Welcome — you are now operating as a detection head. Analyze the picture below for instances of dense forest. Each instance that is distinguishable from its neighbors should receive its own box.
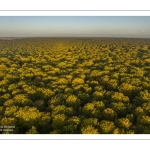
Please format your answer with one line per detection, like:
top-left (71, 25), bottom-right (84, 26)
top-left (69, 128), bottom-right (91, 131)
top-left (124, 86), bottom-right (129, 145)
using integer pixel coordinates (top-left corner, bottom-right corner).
top-left (0, 37), bottom-right (150, 134)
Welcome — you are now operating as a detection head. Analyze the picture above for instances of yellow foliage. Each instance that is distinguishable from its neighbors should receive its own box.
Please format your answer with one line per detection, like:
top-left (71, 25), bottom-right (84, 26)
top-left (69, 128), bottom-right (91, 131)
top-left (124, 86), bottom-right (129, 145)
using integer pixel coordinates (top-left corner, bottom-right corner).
top-left (81, 125), bottom-right (98, 134)
top-left (72, 78), bottom-right (84, 86)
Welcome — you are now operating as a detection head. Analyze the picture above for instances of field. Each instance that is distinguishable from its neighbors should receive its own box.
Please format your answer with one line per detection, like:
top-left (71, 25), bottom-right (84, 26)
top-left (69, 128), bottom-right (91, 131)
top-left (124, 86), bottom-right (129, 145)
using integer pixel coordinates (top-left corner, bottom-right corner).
top-left (0, 37), bottom-right (150, 134)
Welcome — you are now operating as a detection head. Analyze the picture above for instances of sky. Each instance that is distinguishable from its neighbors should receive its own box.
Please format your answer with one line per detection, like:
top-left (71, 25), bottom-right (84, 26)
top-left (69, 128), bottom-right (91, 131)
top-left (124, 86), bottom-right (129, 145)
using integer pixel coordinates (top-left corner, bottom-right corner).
top-left (0, 16), bottom-right (150, 38)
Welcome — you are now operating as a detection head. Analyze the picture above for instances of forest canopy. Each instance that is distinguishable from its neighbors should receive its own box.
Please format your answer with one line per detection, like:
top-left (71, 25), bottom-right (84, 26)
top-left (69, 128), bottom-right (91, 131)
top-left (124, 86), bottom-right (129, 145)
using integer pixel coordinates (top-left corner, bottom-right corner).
top-left (0, 37), bottom-right (150, 134)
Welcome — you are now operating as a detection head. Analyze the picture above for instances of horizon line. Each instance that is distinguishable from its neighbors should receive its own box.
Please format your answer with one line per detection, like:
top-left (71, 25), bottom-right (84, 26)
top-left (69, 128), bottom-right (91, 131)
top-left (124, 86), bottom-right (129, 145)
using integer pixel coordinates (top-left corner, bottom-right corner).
top-left (0, 36), bottom-right (150, 39)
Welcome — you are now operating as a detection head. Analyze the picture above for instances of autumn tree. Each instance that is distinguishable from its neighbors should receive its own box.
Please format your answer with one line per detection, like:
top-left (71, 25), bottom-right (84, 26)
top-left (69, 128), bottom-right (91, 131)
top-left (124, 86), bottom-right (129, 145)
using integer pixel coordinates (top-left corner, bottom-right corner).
top-left (99, 120), bottom-right (115, 134)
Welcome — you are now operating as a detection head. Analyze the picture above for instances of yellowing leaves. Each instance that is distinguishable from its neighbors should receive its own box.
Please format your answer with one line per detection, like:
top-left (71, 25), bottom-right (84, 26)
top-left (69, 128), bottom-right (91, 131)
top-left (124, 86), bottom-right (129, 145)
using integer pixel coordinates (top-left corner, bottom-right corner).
top-left (111, 92), bottom-right (130, 103)
top-left (99, 120), bottom-right (115, 133)
top-left (13, 94), bottom-right (32, 106)
top-left (66, 95), bottom-right (80, 108)
top-left (15, 106), bottom-right (41, 122)
top-left (0, 64), bottom-right (7, 71)
top-left (72, 78), bottom-right (84, 86)
top-left (81, 125), bottom-right (98, 134)
top-left (117, 118), bottom-right (132, 129)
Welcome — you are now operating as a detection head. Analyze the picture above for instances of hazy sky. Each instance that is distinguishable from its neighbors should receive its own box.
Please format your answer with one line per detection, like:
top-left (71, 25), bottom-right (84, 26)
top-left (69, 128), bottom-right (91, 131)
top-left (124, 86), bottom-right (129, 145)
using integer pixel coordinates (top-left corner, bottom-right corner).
top-left (0, 16), bottom-right (150, 37)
